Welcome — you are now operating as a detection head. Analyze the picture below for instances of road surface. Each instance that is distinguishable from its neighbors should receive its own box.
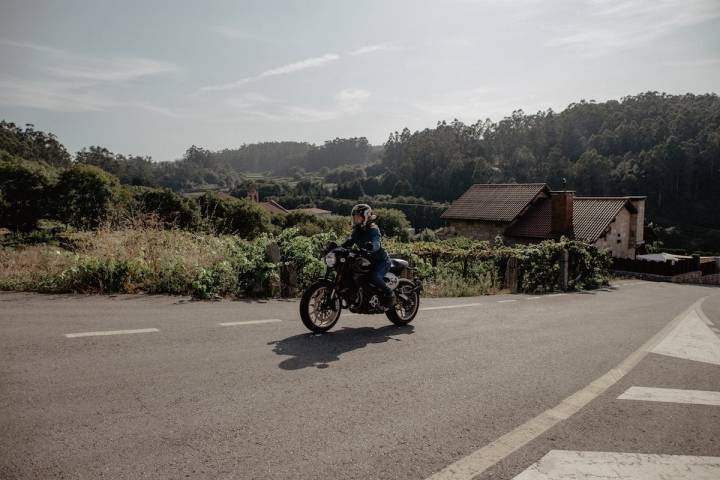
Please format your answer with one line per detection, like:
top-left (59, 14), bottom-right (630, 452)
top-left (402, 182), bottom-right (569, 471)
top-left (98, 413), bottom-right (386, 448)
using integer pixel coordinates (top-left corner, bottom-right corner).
top-left (1, 280), bottom-right (719, 479)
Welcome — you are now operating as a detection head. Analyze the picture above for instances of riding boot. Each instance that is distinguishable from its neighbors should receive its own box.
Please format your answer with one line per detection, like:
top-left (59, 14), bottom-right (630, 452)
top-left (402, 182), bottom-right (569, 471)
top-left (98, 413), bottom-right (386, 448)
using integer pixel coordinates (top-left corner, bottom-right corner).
top-left (381, 292), bottom-right (396, 309)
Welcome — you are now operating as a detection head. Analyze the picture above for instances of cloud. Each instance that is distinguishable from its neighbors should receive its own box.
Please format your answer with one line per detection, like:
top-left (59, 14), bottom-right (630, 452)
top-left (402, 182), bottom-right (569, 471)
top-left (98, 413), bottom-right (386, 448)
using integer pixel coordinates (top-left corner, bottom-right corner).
top-left (222, 88), bottom-right (371, 122)
top-left (261, 53), bottom-right (340, 76)
top-left (0, 39), bottom-right (180, 82)
top-left (200, 53), bottom-right (341, 92)
top-left (335, 88), bottom-right (371, 114)
top-left (410, 87), bottom-right (547, 121)
top-left (663, 57), bottom-right (720, 68)
top-left (349, 43), bottom-right (399, 56)
top-left (546, 0), bottom-right (720, 56)
top-left (213, 26), bottom-right (254, 39)
top-left (0, 76), bottom-right (187, 117)
top-left (0, 77), bottom-right (118, 112)
top-left (0, 40), bottom-right (182, 114)
top-left (48, 57), bottom-right (179, 82)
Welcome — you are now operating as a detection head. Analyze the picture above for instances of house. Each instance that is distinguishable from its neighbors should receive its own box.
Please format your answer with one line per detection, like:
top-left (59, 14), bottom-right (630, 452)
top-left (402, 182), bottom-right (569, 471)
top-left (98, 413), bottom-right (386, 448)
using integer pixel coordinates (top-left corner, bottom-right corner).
top-left (246, 187), bottom-right (289, 215)
top-left (441, 183), bottom-right (646, 258)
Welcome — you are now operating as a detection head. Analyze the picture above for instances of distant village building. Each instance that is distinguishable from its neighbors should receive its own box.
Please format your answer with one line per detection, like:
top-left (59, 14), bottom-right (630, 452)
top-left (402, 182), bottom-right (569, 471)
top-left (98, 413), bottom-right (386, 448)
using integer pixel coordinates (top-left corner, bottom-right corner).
top-left (246, 186), bottom-right (289, 215)
top-left (246, 186), bottom-right (333, 217)
top-left (441, 184), bottom-right (646, 258)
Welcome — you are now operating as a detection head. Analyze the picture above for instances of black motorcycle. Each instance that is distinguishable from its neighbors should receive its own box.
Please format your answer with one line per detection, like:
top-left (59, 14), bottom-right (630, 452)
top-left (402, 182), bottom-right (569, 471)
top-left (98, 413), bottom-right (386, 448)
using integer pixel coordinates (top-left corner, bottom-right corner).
top-left (299, 242), bottom-right (423, 333)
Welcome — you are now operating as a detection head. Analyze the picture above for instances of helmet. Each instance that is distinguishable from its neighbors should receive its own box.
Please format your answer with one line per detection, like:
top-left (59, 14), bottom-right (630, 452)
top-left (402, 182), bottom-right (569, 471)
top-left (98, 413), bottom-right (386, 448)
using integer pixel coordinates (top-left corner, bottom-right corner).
top-left (351, 203), bottom-right (375, 227)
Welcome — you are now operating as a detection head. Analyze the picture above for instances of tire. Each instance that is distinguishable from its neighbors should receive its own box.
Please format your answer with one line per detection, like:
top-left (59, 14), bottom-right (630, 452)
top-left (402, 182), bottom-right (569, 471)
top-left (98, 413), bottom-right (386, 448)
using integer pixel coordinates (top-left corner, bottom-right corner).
top-left (299, 280), bottom-right (342, 333)
top-left (386, 279), bottom-right (420, 326)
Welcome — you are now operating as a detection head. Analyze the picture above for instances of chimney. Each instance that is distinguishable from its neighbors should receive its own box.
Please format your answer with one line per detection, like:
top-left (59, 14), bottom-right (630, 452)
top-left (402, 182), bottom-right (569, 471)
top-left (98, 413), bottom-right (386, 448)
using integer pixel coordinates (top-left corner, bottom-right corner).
top-left (550, 191), bottom-right (574, 236)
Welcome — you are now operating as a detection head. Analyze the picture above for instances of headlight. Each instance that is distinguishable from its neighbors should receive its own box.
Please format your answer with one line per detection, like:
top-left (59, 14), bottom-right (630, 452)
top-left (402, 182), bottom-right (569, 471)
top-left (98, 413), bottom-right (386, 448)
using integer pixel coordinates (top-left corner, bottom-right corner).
top-left (324, 252), bottom-right (337, 267)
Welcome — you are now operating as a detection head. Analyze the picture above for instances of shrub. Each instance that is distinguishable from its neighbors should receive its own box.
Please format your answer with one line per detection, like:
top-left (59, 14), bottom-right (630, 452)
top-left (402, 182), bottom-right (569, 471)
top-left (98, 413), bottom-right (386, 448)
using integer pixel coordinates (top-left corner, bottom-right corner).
top-left (132, 187), bottom-right (200, 229)
top-left (54, 164), bottom-right (125, 229)
top-left (196, 192), bottom-right (273, 238)
top-left (374, 208), bottom-right (411, 241)
top-left (60, 257), bottom-right (148, 293)
top-left (191, 261), bottom-right (238, 299)
top-left (0, 153), bottom-right (55, 231)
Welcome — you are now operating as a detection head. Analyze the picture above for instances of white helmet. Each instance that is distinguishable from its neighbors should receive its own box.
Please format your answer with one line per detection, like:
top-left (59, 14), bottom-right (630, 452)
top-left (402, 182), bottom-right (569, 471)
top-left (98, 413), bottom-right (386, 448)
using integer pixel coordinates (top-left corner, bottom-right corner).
top-left (351, 203), bottom-right (375, 227)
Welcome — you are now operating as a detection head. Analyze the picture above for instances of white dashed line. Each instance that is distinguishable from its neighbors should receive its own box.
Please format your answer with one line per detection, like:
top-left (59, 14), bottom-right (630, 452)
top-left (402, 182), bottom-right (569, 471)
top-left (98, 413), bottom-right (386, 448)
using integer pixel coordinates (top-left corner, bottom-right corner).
top-left (219, 319), bottom-right (282, 327)
top-left (421, 303), bottom-right (483, 311)
top-left (64, 328), bottom-right (159, 338)
top-left (546, 293), bottom-right (567, 297)
top-left (511, 450), bottom-right (720, 479)
top-left (497, 299), bottom-right (517, 303)
top-left (526, 297), bottom-right (541, 301)
top-left (618, 386), bottom-right (720, 406)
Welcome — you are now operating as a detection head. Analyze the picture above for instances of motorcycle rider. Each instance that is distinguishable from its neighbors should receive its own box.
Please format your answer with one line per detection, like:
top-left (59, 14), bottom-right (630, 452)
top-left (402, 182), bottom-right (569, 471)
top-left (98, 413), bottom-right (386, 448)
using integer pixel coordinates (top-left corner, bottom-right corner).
top-left (342, 204), bottom-right (395, 309)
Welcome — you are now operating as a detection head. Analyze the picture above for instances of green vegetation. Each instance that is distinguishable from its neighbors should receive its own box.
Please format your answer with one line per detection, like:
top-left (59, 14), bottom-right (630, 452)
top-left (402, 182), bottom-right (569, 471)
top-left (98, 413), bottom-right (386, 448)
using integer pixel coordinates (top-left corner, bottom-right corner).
top-left (0, 92), bottom-right (716, 300)
top-left (0, 228), bottom-right (610, 298)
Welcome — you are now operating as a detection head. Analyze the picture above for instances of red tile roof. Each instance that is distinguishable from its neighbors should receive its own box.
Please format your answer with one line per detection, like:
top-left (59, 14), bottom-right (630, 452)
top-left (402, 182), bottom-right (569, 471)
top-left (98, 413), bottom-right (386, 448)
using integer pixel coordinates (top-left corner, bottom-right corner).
top-left (573, 198), bottom-right (635, 242)
top-left (505, 196), bottom-right (638, 242)
top-left (441, 184), bottom-right (548, 222)
top-left (259, 200), bottom-right (289, 215)
top-left (505, 198), bottom-right (553, 239)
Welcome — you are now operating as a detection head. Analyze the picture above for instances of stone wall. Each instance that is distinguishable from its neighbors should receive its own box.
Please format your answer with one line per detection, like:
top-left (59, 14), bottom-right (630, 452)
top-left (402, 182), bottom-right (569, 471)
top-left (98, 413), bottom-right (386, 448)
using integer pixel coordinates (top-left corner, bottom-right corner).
top-left (448, 220), bottom-right (507, 242)
top-left (594, 208), bottom-right (634, 258)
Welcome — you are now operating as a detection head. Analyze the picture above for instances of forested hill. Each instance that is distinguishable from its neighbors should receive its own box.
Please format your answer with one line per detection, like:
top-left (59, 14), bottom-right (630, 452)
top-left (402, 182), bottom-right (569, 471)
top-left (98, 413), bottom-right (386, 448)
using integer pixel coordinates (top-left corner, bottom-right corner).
top-left (211, 137), bottom-right (380, 175)
top-left (381, 92), bottom-right (720, 231)
top-left (1, 92), bottom-right (719, 250)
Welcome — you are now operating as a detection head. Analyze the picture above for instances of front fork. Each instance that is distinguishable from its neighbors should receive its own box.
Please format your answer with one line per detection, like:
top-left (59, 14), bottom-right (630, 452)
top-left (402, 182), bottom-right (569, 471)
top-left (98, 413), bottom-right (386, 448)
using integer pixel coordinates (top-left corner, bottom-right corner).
top-left (323, 268), bottom-right (340, 306)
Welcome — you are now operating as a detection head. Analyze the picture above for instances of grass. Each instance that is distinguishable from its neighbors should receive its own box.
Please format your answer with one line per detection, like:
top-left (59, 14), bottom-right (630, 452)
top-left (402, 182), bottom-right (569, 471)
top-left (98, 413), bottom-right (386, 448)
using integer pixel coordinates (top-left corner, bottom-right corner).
top-left (0, 226), bottom-right (503, 298)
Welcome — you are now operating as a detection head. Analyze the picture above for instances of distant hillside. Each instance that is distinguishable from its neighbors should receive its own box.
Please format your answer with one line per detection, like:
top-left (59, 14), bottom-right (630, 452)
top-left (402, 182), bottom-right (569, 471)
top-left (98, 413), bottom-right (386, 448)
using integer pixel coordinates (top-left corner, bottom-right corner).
top-left (211, 137), bottom-right (381, 175)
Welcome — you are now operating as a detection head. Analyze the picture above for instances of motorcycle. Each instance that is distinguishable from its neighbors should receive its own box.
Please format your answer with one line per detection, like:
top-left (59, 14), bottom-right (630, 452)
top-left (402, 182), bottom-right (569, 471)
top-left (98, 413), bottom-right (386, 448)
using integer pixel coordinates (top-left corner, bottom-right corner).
top-left (299, 242), bottom-right (423, 333)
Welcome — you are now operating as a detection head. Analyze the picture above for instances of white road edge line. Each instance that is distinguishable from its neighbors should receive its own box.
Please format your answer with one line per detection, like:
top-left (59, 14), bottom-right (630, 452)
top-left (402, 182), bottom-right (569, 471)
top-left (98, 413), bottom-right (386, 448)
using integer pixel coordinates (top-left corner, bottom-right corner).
top-left (424, 296), bottom-right (709, 480)
top-left (219, 319), bottom-right (282, 326)
top-left (546, 293), bottom-right (567, 297)
top-left (64, 328), bottom-right (159, 338)
top-left (526, 297), bottom-right (541, 301)
top-left (618, 386), bottom-right (720, 406)
top-left (421, 303), bottom-right (483, 311)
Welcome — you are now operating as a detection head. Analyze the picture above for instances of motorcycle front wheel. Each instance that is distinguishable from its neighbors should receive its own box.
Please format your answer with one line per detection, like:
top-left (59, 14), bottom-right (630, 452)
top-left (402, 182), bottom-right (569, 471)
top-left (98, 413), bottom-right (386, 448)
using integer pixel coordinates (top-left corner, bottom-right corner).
top-left (300, 281), bottom-right (342, 333)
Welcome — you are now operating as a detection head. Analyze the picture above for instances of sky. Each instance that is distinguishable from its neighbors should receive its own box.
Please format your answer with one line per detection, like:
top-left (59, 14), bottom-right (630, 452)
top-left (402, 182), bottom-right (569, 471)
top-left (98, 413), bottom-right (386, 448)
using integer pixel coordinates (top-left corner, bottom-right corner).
top-left (1, 0), bottom-right (719, 161)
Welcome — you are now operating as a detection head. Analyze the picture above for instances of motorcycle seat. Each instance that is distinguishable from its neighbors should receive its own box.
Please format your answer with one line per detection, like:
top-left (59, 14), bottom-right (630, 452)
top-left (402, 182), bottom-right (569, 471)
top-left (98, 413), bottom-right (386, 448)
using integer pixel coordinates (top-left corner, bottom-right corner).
top-left (390, 258), bottom-right (409, 271)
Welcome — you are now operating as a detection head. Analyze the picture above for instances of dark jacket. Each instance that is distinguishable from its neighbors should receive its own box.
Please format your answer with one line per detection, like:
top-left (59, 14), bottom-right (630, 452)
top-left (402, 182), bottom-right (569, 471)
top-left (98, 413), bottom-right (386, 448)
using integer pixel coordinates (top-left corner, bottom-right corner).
top-left (342, 223), bottom-right (390, 264)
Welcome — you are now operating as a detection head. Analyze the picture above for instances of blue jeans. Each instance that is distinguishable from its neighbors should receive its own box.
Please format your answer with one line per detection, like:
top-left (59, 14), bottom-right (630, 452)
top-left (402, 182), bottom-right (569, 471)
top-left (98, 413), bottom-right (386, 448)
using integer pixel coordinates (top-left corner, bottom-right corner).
top-left (369, 259), bottom-right (393, 296)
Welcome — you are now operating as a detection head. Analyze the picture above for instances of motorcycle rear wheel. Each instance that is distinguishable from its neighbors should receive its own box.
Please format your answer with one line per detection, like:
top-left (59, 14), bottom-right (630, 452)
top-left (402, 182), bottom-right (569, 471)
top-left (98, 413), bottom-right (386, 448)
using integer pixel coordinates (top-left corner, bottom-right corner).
top-left (300, 281), bottom-right (342, 333)
top-left (386, 280), bottom-right (420, 326)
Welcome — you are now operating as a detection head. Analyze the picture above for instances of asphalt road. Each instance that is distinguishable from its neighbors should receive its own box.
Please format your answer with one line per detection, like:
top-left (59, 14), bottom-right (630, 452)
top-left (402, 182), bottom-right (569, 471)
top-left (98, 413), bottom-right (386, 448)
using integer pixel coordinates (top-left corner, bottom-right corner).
top-left (1, 281), bottom-right (719, 479)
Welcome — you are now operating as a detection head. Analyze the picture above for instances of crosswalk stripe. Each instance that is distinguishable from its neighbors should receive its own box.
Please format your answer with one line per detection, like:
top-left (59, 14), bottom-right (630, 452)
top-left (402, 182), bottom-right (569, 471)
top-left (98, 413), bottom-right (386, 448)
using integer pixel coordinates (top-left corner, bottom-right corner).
top-left (618, 386), bottom-right (720, 406)
top-left (512, 450), bottom-right (720, 479)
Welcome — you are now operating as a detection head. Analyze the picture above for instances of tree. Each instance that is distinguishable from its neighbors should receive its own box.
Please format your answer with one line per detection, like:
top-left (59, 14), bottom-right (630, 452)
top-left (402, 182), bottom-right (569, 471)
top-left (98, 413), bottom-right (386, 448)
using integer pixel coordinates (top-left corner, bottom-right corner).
top-left (570, 150), bottom-right (613, 196)
top-left (54, 164), bottom-right (124, 229)
top-left (132, 187), bottom-right (200, 229)
top-left (0, 153), bottom-right (54, 231)
top-left (374, 208), bottom-right (411, 241)
top-left (0, 121), bottom-right (71, 167)
top-left (196, 192), bottom-right (272, 238)
top-left (336, 180), bottom-right (365, 199)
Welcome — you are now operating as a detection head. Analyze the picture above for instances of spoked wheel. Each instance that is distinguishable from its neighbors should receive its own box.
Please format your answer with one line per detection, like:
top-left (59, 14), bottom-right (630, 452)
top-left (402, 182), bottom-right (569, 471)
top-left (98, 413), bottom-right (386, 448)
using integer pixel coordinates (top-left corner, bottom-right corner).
top-left (386, 280), bottom-right (420, 326)
top-left (300, 281), bottom-right (342, 333)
